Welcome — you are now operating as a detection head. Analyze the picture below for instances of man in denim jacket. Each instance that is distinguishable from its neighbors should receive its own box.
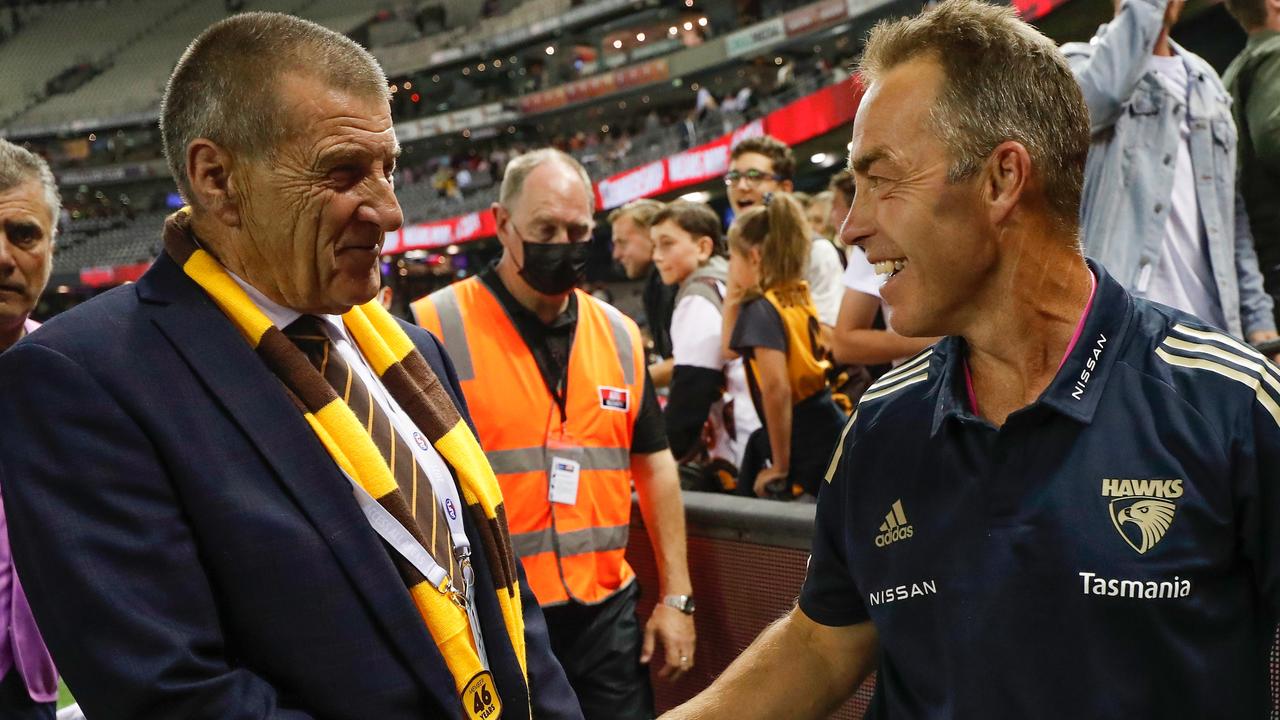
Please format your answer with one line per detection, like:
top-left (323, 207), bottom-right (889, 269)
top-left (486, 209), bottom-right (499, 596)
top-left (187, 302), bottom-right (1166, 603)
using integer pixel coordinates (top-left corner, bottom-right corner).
top-left (1064, 0), bottom-right (1279, 347)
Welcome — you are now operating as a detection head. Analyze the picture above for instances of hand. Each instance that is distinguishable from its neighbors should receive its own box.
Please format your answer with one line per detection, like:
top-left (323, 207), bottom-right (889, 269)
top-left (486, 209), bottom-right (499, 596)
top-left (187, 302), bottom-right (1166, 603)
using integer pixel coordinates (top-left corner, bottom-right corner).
top-left (641, 604), bottom-right (696, 681)
top-left (1247, 330), bottom-right (1280, 364)
top-left (753, 465), bottom-right (789, 498)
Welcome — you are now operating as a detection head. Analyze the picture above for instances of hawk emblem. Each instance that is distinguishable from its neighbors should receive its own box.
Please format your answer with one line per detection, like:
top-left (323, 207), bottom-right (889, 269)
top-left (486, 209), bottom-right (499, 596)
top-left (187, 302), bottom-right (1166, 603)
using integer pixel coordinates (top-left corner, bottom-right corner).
top-left (1108, 497), bottom-right (1176, 554)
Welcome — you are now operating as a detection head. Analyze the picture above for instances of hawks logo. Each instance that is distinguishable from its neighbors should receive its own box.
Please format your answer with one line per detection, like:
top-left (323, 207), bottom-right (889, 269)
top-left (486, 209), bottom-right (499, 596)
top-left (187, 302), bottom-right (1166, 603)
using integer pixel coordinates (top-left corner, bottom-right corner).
top-left (1102, 478), bottom-right (1182, 554)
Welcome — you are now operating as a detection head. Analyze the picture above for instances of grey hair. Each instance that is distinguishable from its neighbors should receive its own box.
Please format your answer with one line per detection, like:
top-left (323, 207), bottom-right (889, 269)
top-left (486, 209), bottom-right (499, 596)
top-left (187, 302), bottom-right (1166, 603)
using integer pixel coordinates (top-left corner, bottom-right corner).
top-left (859, 0), bottom-right (1090, 225)
top-left (160, 11), bottom-right (390, 204)
top-left (0, 139), bottom-right (61, 231)
top-left (499, 148), bottom-right (594, 209)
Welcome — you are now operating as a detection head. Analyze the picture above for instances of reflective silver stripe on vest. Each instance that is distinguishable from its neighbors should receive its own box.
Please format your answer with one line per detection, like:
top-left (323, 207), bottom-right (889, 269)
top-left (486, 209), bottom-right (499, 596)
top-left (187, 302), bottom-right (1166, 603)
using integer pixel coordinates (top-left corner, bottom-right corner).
top-left (598, 301), bottom-right (636, 386)
top-left (428, 285), bottom-right (474, 382)
top-left (485, 446), bottom-right (630, 475)
top-left (510, 524), bottom-right (631, 558)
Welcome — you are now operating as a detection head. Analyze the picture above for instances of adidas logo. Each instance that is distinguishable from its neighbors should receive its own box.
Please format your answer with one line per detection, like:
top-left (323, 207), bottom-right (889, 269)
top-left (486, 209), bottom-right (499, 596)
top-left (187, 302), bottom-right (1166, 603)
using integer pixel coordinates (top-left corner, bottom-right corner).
top-left (875, 499), bottom-right (914, 548)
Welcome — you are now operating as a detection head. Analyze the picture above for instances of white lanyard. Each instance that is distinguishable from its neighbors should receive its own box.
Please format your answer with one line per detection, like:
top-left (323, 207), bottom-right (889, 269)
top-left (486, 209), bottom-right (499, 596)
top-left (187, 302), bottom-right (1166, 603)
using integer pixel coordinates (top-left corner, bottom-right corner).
top-left (324, 319), bottom-right (489, 668)
top-left (346, 474), bottom-right (490, 671)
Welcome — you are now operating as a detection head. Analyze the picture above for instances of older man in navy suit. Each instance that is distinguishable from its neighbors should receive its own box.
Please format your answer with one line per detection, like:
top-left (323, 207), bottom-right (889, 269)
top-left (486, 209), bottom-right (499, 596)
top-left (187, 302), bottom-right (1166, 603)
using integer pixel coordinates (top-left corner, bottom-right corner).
top-left (0, 12), bottom-right (580, 720)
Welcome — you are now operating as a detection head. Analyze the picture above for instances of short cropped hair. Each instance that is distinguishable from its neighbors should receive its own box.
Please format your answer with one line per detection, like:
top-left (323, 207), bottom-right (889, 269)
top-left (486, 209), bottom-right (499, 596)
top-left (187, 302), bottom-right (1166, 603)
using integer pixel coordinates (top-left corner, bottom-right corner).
top-left (650, 200), bottom-right (725, 257)
top-left (0, 139), bottom-right (61, 229)
top-left (859, 0), bottom-right (1090, 223)
top-left (607, 198), bottom-right (664, 228)
top-left (161, 11), bottom-right (390, 202)
top-left (1225, 0), bottom-right (1267, 30)
top-left (731, 135), bottom-right (797, 181)
top-left (498, 148), bottom-right (594, 209)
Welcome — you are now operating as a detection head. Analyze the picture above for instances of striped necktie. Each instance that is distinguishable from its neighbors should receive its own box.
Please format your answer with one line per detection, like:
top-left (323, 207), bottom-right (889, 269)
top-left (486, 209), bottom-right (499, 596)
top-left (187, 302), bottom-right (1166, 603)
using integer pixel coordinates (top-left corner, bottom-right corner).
top-left (284, 315), bottom-right (459, 585)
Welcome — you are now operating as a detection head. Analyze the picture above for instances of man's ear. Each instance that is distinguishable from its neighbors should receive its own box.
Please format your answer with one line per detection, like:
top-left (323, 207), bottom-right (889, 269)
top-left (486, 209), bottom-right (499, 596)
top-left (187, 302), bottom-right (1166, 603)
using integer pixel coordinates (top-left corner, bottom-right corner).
top-left (984, 140), bottom-right (1031, 227)
top-left (492, 202), bottom-right (521, 267)
top-left (187, 138), bottom-right (241, 228)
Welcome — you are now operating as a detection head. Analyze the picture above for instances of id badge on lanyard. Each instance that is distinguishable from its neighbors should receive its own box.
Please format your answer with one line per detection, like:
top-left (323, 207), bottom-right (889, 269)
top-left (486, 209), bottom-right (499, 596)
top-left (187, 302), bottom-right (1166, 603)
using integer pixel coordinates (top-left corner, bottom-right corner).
top-left (546, 425), bottom-right (582, 506)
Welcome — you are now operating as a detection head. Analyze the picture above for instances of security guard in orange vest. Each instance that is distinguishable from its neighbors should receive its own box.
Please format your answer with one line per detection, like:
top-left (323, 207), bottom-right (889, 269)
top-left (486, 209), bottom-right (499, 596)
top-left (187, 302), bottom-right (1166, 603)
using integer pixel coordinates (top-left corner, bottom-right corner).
top-left (413, 149), bottom-right (695, 720)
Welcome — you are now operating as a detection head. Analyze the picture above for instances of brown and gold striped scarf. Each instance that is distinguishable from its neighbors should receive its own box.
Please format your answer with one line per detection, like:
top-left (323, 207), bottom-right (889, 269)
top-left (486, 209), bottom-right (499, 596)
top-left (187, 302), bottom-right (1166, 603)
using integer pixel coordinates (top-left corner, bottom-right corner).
top-left (162, 209), bottom-right (526, 716)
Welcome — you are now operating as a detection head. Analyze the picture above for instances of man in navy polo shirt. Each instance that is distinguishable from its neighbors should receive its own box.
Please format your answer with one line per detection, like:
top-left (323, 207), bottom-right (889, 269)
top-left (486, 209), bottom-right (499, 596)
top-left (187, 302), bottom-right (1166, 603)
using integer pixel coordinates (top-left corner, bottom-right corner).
top-left (663, 2), bottom-right (1280, 718)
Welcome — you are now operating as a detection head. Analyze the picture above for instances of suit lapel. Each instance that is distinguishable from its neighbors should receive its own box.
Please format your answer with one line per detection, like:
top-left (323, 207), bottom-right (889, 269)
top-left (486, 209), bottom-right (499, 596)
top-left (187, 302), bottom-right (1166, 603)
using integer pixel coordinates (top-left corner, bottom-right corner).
top-left (136, 256), bottom-right (464, 716)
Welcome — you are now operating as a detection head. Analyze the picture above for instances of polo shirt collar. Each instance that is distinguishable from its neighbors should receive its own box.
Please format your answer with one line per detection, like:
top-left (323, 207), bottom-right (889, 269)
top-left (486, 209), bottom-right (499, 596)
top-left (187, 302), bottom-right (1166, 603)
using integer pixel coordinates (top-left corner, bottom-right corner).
top-left (931, 259), bottom-right (1132, 435)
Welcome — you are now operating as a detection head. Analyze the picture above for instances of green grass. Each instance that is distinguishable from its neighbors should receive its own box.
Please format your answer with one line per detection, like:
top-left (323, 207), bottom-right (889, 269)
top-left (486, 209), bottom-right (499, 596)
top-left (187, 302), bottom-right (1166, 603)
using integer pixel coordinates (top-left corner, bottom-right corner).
top-left (57, 677), bottom-right (74, 709)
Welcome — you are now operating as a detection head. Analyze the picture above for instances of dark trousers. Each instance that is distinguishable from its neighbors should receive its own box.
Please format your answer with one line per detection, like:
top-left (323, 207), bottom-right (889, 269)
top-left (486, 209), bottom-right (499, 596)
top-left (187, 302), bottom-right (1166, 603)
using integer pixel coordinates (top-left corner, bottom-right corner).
top-left (541, 581), bottom-right (653, 720)
top-left (0, 669), bottom-right (55, 720)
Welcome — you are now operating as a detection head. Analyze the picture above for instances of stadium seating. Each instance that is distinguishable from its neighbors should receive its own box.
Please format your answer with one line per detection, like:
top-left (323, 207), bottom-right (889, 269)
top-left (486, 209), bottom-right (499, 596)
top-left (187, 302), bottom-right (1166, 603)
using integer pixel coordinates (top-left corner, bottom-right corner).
top-left (0, 0), bottom-right (191, 125)
top-left (53, 210), bottom-right (165, 272)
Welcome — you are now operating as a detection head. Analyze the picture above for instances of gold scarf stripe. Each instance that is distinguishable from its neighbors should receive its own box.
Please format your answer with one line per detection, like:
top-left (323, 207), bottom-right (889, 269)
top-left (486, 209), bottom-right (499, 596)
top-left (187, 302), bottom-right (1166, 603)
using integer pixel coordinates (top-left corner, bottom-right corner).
top-left (163, 210), bottom-right (528, 702)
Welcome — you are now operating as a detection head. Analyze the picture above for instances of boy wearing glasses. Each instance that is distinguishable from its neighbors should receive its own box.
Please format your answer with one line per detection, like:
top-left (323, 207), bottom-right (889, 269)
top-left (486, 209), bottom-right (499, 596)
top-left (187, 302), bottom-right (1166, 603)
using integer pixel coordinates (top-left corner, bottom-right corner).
top-left (725, 136), bottom-right (845, 330)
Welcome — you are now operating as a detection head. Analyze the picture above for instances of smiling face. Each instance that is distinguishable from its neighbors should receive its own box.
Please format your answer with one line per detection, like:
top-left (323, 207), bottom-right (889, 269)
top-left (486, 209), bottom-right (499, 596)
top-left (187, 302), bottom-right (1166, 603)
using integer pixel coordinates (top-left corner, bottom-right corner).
top-left (610, 214), bottom-right (654, 279)
top-left (0, 179), bottom-right (54, 335)
top-left (226, 73), bottom-right (403, 315)
top-left (726, 151), bottom-right (791, 216)
top-left (651, 218), bottom-right (711, 285)
top-left (837, 56), bottom-right (994, 338)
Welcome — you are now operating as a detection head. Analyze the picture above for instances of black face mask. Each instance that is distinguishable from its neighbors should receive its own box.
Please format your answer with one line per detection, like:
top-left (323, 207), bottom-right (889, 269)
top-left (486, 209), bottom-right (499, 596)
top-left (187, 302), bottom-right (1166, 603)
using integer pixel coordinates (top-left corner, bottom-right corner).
top-left (518, 240), bottom-right (590, 295)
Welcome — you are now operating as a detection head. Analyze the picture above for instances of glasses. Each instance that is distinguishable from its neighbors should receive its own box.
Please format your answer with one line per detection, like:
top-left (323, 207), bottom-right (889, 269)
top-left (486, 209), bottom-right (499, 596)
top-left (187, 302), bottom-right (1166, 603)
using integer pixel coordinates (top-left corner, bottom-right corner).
top-left (723, 169), bottom-right (784, 187)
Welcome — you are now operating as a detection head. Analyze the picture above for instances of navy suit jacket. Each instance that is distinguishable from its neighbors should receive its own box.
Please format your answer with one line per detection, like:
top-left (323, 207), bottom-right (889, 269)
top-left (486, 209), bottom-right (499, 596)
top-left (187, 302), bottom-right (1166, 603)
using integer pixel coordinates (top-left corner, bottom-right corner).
top-left (0, 255), bottom-right (583, 720)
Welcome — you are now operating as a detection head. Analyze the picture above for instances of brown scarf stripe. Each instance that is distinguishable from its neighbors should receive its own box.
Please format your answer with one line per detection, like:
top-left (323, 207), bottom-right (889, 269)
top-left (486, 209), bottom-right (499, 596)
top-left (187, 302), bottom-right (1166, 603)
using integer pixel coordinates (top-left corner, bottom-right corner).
top-left (163, 216), bottom-right (197, 265)
top-left (468, 506), bottom-right (517, 597)
top-left (377, 353), bottom-right (521, 598)
top-left (256, 328), bottom-right (339, 412)
top-left (382, 356), bottom-right (459, 441)
top-left (492, 505), bottom-right (517, 592)
top-left (386, 542), bottom-right (430, 588)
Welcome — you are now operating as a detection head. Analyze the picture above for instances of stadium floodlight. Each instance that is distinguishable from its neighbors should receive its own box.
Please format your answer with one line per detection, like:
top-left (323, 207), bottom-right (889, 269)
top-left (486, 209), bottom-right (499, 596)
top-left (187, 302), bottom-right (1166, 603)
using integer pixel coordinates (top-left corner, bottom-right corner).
top-left (811, 153), bottom-right (829, 165)
top-left (613, 39), bottom-right (622, 49)
top-left (545, 46), bottom-right (555, 55)
top-left (636, 32), bottom-right (645, 42)
top-left (669, 26), bottom-right (678, 35)
top-left (698, 17), bottom-right (708, 27)
top-left (680, 191), bottom-right (711, 203)
top-left (683, 21), bottom-right (693, 31)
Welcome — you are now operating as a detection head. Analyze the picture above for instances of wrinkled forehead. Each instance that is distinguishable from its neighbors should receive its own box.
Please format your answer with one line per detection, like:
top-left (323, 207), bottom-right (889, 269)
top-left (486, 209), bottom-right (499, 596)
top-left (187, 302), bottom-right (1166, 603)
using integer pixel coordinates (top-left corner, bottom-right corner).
top-left (279, 73), bottom-right (397, 159)
top-left (849, 59), bottom-right (944, 168)
top-left (0, 180), bottom-right (55, 231)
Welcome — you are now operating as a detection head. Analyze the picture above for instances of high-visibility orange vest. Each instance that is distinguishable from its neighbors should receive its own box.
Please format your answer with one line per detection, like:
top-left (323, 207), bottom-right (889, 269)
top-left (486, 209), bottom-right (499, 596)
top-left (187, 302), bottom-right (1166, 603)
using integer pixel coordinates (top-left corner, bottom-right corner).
top-left (412, 277), bottom-right (644, 607)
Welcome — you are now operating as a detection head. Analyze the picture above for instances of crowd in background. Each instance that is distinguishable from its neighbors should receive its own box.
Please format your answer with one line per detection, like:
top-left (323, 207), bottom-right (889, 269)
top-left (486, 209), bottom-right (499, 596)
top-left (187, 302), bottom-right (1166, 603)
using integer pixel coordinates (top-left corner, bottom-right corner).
top-left (607, 134), bottom-right (929, 501)
top-left (595, 0), bottom-right (1280, 500)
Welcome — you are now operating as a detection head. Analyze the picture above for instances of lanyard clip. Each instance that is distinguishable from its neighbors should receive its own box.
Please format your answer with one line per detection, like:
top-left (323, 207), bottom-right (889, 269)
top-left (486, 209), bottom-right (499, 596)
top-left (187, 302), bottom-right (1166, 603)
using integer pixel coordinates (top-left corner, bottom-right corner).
top-left (434, 575), bottom-right (468, 609)
top-left (456, 547), bottom-right (474, 590)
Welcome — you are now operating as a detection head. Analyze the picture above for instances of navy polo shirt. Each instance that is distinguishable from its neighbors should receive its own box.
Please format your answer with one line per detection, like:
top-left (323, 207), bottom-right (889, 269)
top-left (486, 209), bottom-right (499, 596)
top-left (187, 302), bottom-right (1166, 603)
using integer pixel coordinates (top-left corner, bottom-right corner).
top-left (801, 261), bottom-right (1280, 718)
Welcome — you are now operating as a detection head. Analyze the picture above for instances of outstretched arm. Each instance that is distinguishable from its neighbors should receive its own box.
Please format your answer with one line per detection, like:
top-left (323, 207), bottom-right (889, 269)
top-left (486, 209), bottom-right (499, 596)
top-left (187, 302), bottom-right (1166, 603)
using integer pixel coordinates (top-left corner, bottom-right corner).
top-left (661, 608), bottom-right (877, 720)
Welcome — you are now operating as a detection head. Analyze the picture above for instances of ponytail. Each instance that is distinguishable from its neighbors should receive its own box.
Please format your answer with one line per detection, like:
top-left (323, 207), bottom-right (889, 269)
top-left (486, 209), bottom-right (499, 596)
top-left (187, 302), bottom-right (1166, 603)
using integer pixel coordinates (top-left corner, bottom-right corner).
top-left (728, 192), bottom-right (811, 291)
